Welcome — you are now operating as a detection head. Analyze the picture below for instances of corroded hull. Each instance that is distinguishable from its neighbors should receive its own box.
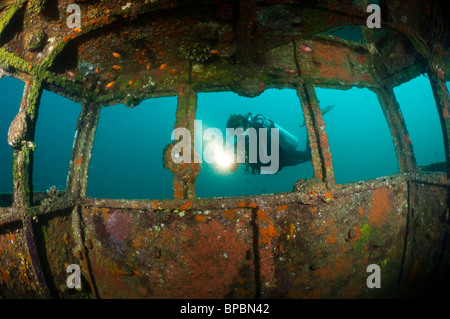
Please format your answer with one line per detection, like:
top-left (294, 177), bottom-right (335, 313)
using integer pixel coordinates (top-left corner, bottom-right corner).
top-left (1, 0), bottom-right (450, 299)
top-left (1, 173), bottom-right (449, 298)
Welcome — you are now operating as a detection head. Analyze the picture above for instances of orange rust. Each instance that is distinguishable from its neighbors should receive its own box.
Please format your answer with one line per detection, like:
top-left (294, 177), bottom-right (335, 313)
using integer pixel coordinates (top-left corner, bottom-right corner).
top-left (106, 81), bottom-right (115, 88)
top-left (256, 209), bottom-right (269, 223)
top-left (277, 204), bottom-right (288, 211)
top-left (132, 235), bottom-right (145, 248)
top-left (349, 226), bottom-right (362, 246)
top-left (74, 155), bottom-right (84, 165)
top-left (237, 201), bottom-right (246, 208)
top-left (112, 65), bottom-right (122, 70)
top-left (112, 52), bottom-right (121, 58)
top-left (224, 209), bottom-right (237, 220)
top-left (259, 220), bottom-right (280, 244)
top-left (152, 200), bottom-right (159, 208)
top-left (99, 207), bottom-right (110, 221)
top-left (173, 181), bottom-right (184, 198)
top-left (159, 63), bottom-right (167, 70)
top-left (195, 215), bottom-right (206, 222)
top-left (180, 200), bottom-right (192, 210)
top-left (289, 223), bottom-right (295, 239)
top-left (249, 202), bottom-right (258, 208)
top-left (326, 229), bottom-right (338, 244)
top-left (369, 188), bottom-right (390, 228)
top-left (133, 270), bottom-right (143, 277)
top-left (316, 226), bottom-right (325, 235)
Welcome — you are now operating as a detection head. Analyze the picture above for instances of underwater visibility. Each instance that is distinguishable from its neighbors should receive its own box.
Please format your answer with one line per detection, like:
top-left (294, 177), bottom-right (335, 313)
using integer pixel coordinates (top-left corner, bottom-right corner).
top-left (2, 76), bottom-right (444, 199)
top-left (0, 0), bottom-right (449, 301)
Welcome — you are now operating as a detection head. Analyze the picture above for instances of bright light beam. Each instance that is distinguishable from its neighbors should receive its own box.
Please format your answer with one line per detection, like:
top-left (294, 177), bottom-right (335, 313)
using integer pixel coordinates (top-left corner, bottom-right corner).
top-left (211, 141), bottom-right (234, 169)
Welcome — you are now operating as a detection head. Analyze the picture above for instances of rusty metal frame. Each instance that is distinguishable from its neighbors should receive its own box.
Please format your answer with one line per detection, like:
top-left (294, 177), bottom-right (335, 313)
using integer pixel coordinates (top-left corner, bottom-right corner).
top-left (0, 0), bottom-right (449, 299)
top-left (427, 71), bottom-right (450, 178)
top-left (372, 87), bottom-right (417, 173)
top-left (66, 105), bottom-right (100, 199)
top-left (297, 82), bottom-right (335, 187)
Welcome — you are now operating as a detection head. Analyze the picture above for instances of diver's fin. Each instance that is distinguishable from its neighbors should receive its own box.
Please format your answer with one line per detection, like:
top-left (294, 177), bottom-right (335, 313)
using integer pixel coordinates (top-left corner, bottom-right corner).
top-left (322, 104), bottom-right (336, 115)
top-left (300, 104), bottom-right (336, 127)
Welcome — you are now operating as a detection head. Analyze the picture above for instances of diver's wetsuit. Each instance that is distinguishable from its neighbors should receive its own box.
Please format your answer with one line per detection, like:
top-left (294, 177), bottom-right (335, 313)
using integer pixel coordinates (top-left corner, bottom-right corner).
top-left (244, 114), bottom-right (312, 175)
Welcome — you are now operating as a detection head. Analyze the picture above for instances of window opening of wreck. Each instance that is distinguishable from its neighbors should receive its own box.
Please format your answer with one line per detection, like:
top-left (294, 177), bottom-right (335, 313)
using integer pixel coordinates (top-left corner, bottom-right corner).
top-left (323, 25), bottom-right (363, 43)
top-left (87, 97), bottom-right (177, 200)
top-left (315, 86), bottom-right (398, 184)
top-left (33, 90), bottom-right (81, 193)
top-left (394, 75), bottom-right (446, 170)
top-left (0, 76), bottom-right (24, 205)
top-left (195, 89), bottom-right (313, 198)
top-left (321, 24), bottom-right (386, 45)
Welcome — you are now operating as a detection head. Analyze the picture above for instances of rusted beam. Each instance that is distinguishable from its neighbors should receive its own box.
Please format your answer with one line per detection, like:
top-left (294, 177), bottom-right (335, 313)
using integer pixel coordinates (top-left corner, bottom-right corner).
top-left (164, 85), bottom-right (200, 199)
top-left (81, 170), bottom-right (449, 214)
top-left (0, 207), bottom-right (19, 227)
top-left (71, 205), bottom-right (98, 298)
top-left (6, 77), bottom-right (53, 298)
top-left (8, 78), bottom-right (42, 209)
top-left (427, 70), bottom-right (450, 178)
top-left (66, 105), bottom-right (100, 199)
top-left (22, 215), bottom-right (52, 298)
top-left (296, 82), bottom-right (335, 187)
top-left (373, 87), bottom-right (417, 173)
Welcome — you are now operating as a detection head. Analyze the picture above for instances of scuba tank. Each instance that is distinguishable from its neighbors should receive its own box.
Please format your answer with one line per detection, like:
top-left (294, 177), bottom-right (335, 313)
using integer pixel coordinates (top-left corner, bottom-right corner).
top-left (247, 113), bottom-right (300, 151)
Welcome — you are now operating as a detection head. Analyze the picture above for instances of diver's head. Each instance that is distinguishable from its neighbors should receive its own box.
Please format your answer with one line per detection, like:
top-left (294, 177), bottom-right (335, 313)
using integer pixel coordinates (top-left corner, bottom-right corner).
top-left (227, 114), bottom-right (248, 131)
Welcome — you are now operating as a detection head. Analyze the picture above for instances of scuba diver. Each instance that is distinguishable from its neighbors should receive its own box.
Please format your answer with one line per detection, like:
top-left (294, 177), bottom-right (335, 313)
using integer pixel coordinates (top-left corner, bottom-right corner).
top-left (225, 113), bottom-right (312, 175)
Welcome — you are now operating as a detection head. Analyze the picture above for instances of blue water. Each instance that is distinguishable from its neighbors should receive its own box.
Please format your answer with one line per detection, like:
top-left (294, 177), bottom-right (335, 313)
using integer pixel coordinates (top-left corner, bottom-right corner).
top-left (34, 90), bottom-right (81, 192)
top-left (87, 98), bottom-right (177, 199)
top-left (316, 86), bottom-right (399, 184)
top-left (0, 77), bottom-right (24, 193)
top-left (0, 76), bottom-right (449, 200)
top-left (394, 75), bottom-right (446, 166)
top-left (196, 89), bottom-right (313, 197)
top-left (324, 25), bottom-right (362, 43)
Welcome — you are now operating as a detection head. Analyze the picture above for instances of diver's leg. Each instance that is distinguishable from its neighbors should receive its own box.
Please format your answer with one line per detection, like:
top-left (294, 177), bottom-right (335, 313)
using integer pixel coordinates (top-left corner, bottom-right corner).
top-left (282, 149), bottom-right (312, 167)
top-left (305, 134), bottom-right (311, 153)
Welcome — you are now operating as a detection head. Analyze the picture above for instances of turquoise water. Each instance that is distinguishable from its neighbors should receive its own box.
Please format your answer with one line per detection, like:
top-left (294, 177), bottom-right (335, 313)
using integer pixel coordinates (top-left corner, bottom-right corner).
top-left (316, 86), bottom-right (399, 184)
top-left (0, 75), bottom-right (448, 200)
top-left (87, 98), bottom-right (177, 199)
top-left (195, 89), bottom-right (313, 198)
top-left (0, 77), bottom-right (24, 193)
top-left (34, 90), bottom-right (81, 192)
top-left (394, 75), bottom-right (446, 166)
